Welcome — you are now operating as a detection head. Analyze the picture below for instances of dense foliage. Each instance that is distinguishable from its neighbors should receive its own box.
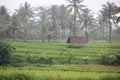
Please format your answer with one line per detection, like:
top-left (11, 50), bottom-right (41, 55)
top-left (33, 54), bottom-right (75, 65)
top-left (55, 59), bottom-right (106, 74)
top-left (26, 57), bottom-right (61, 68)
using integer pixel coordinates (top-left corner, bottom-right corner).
top-left (0, 1), bottom-right (120, 41)
top-left (0, 42), bottom-right (11, 66)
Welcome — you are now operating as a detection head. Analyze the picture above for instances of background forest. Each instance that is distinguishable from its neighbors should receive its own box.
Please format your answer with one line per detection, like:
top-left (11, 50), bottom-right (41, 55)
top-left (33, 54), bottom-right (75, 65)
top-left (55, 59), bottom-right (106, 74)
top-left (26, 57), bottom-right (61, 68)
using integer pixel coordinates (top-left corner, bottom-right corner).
top-left (0, 0), bottom-right (120, 42)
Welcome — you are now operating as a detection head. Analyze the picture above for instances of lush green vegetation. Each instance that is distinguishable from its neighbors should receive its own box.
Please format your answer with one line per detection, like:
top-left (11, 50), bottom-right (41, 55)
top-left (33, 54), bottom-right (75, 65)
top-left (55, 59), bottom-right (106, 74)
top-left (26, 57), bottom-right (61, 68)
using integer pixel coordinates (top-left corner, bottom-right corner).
top-left (0, 42), bottom-right (12, 66)
top-left (0, 0), bottom-right (120, 79)
top-left (0, 40), bottom-right (120, 79)
top-left (0, 68), bottom-right (120, 80)
top-left (8, 40), bottom-right (120, 65)
top-left (2, 40), bottom-right (119, 69)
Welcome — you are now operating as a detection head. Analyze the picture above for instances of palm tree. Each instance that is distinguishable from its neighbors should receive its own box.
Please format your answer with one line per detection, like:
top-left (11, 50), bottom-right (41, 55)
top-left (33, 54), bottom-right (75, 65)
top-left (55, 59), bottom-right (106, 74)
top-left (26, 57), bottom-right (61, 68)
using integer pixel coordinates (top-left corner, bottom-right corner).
top-left (58, 5), bottom-right (70, 39)
top-left (69, 15), bottom-right (74, 36)
top-left (50, 5), bottom-right (58, 35)
top-left (44, 5), bottom-right (59, 41)
top-left (17, 2), bottom-right (32, 41)
top-left (0, 6), bottom-right (10, 38)
top-left (114, 7), bottom-right (120, 23)
top-left (98, 9), bottom-right (108, 40)
top-left (102, 1), bottom-right (116, 44)
top-left (66, 0), bottom-right (85, 36)
top-left (81, 8), bottom-right (94, 43)
top-left (10, 13), bottom-right (18, 41)
top-left (35, 6), bottom-right (48, 42)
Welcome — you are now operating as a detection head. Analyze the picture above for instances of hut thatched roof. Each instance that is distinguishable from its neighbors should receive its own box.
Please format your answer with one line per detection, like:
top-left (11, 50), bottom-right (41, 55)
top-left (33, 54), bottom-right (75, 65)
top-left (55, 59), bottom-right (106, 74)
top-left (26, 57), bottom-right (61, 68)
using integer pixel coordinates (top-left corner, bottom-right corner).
top-left (67, 36), bottom-right (85, 44)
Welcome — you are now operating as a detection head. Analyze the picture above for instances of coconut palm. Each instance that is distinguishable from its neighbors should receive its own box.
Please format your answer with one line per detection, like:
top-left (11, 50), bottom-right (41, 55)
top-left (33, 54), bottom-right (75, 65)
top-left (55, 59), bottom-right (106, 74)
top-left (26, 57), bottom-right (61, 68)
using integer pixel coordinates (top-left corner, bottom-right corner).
top-left (114, 7), bottom-right (120, 23)
top-left (113, 6), bottom-right (120, 35)
top-left (10, 13), bottom-right (19, 41)
top-left (102, 1), bottom-right (116, 44)
top-left (17, 2), bottom-right (32, 41)
top-left (50, 5), bottom-right (58, 35)
top-left (35, 6), bottom-right (48, 42)
top-left (66, 0), bottom-right (85, 36)
top-left (0, 6), bottom-right (9, 32)
top-left (98, 9), bottom-right (108, 40)
top-left (81, 8), bottom-right (94, 43)
top-left (58, 5), bottom-right (70, 39)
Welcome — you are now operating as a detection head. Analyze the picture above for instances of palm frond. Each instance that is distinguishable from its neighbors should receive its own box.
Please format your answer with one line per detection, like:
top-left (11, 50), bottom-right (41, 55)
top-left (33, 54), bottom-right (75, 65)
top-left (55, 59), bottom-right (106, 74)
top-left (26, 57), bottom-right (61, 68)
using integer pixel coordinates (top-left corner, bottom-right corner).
top-left (116, 17), bottom-right (120, 23)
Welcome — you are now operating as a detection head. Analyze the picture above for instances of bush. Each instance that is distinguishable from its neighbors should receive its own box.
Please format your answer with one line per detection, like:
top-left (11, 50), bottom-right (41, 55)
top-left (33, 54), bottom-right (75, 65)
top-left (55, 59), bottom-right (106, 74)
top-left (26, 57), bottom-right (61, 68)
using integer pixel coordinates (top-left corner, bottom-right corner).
top-left (38, 57), bottom-right (53, 64)
top-left (38, 57), bottom-right (46, 64)
top-left (111, 54), bottom-right (120, 65)
top-left (46, 57), bottom-right (53, 64)
top-left (13, 73), bottom-right (31, 80)
top-left (0, 75), bottom-right (9, 80)
top-left (0, 42), bottom-right (12, 66)
top-left (100, 75), bottom-right (120, 80)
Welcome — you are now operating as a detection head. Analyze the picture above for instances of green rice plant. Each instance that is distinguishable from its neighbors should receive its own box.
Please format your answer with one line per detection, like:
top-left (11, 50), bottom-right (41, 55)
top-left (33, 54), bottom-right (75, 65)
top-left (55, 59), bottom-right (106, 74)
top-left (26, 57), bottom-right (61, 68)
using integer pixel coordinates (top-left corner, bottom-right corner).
top-left (12, 73), bottom-right (31, 80)
top-left (5, 40), bottom-right (120, 66)
top-left (82, 56), bottom-right (89, 64)
top-left (0, 68), bottom-right (120, 80)
top-left (109, 44), bottom-right (120, 49)
top-left (100, 75), bottom-right (120, 80)
top-left (99, 48), bottom-right (110, 65)
top-left (59, 48), bottom-right (75, 64)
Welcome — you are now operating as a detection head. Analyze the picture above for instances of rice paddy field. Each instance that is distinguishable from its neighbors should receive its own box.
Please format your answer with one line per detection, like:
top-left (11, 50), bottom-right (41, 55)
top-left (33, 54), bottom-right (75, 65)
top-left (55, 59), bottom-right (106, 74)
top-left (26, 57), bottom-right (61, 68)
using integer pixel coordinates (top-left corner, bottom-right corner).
top-left (0, 40), bottom-right (120, 80)
top-left (0, 68), bottom-right (120, 80)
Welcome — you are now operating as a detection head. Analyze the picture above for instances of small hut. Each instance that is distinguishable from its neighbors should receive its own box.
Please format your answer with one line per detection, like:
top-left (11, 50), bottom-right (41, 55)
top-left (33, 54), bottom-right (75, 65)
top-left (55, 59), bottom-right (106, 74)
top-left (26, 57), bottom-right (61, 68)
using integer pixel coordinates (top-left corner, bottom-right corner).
top-left (67, 36), bottom-right (86, 44)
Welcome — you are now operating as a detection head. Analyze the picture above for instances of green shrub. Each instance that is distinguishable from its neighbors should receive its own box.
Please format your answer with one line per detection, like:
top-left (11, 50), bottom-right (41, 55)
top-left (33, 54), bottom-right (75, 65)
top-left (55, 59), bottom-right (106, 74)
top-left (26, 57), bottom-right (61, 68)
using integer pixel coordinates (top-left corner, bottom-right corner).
top-left (38, 57), bottom-right (46, 64)
top-left (38, 57), bottom-right (53, 64)
top-left (0, 41), bottom-right (12, 66)
top-left (0, 75), bottom-right (9, 80)
top-left (111, 54), bottom-right (120, 65)
top-left (100, 75), bottom-right (120, 80)
top-left (13, 73), bottom-right (31, 80)
top-left (46, 57), bottom-right (53, 64)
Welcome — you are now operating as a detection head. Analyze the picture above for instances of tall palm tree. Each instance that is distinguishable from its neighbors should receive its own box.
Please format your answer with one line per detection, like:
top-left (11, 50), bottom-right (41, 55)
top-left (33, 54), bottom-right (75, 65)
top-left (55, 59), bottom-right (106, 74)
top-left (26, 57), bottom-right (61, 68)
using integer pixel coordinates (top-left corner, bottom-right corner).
top-left (58, 5), bottom-right (69, 39)
top-left (49, 5), bottom-right (58, 35)
top-left (11, 13), bottom-right (18, 41)
top-left (102, 1), bottom-right (117, 44)
top-left (98, 9), bottom-right (108, 40)
top-left (81, 8), bottom-right (94, 43)
top-left (66, 0), bottom-right (85, 36)
top-left (0, 6), bottom-right (10, 38)
top-left (17, 2), bottom-right (32, 41)
top-left (35, 6), bottom-right (48, 42)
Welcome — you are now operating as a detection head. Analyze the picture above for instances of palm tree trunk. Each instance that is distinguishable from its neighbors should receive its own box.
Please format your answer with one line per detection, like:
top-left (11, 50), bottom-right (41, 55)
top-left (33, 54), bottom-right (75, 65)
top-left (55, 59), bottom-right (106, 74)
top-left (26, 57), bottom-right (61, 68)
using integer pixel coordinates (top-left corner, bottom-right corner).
top-left (102, 24), bottom-right (105, 40)
top-left (109, 14), bottom-right (112, 44)
top-left (85, 20), bottom-right (88, 43)
top-left (73, 1), bottom-right (76, 36)
top-left (109, 23), bottom-right (112, 44)
top-left (13, 29), bottom-right (16, 41)
top-left (24, 18), bottom-right (28, 41)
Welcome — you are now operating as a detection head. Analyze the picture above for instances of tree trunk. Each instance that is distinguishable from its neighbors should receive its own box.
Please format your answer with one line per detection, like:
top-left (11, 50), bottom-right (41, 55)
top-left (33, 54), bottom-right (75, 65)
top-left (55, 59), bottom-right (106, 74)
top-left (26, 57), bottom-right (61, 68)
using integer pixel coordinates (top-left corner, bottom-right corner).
top-left (73, 1), bottom-right (76, 36)
top-left (24, 27), bottom-right (27, 41)
top-left (109, 14), bottom-right (112, 44)
top-left (109, 24), bottom-right (112, 44)
top-left (13, 29), bottom-right (16, 41)
top-left (102, 24), bottom-right (105, 40)
top-left (85, 20), bottom-right (88, 44)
